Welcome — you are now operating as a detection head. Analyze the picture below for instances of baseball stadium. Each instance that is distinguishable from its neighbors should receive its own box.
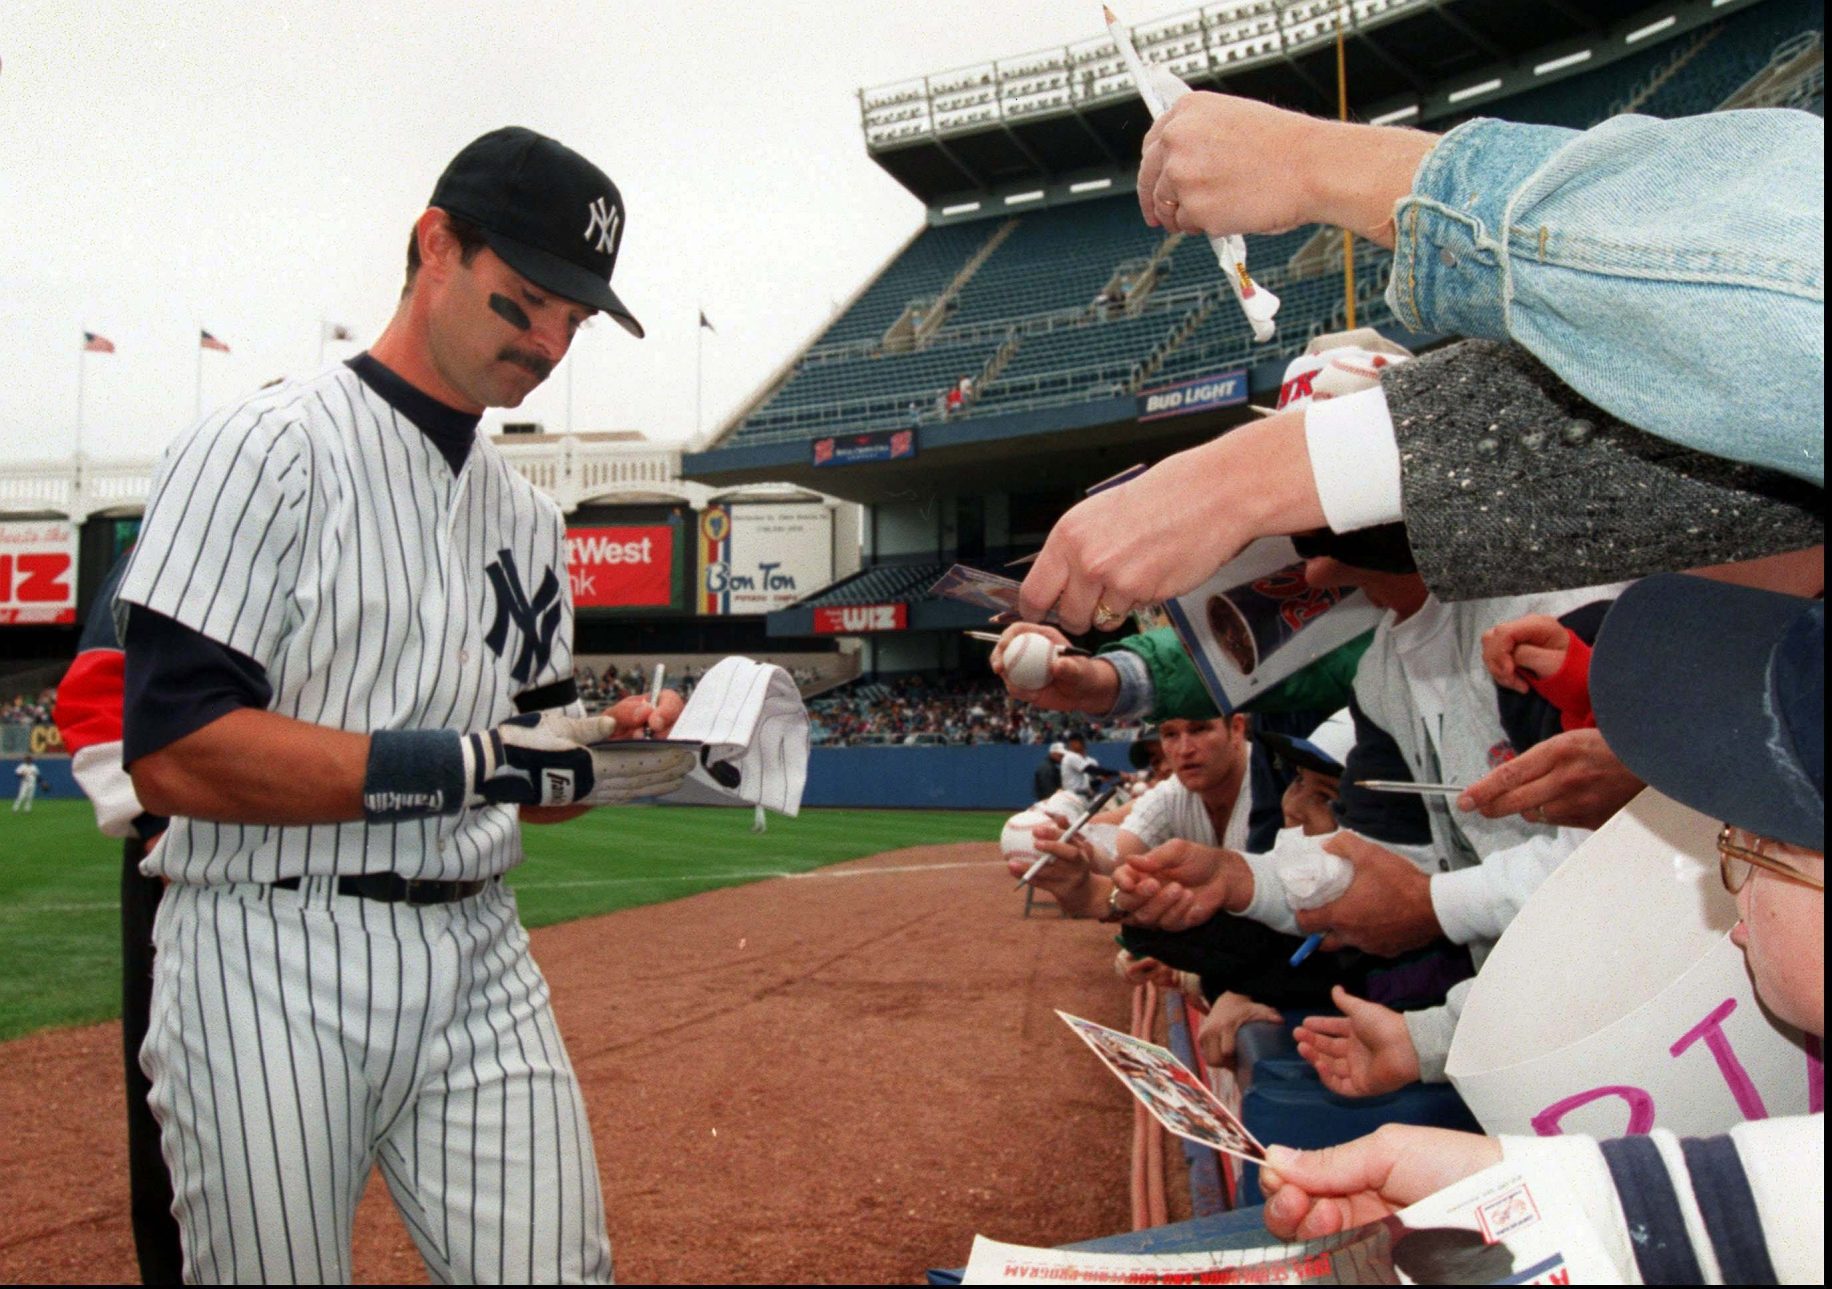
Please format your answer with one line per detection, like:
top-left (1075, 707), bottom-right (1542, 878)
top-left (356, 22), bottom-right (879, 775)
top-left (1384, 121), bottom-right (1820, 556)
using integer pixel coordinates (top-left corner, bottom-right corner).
top-left (2, 0), bottom-right (1825, 1283)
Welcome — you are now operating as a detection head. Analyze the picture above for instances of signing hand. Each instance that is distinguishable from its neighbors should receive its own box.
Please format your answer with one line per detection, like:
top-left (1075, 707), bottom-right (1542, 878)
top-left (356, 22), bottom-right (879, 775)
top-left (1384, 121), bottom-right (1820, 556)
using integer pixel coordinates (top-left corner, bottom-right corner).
top-left (1018, 412), bottom-right (1324, 631)
top-left (1010, 824), bottom-right (1106, 917)
top-left (1294, 985), bottom-right (1421, 1097)
top-left (1111, 839), bottom-right (1243, 932)
top-left (1260, 1126), bottom-right (1504, 1241)
top-left (991, 624), bottom-right (1121, 713)
top-left (1458, 728), bottom-right (1642, 829)
top-left (1480, 614), bottom-right (1571, 694)
top-left (605, 689), bottom-right (685, 740)
top-left (1197, 992), bottom-right (1283, 1068)
top-left (1295, 832), bottom-right (1438, 957)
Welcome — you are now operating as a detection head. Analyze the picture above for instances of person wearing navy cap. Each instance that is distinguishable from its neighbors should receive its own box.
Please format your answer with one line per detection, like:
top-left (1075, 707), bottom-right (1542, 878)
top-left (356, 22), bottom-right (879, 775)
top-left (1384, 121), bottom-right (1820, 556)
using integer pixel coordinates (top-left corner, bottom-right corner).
top-left (1251, 573), bottom-right (1824, 1284)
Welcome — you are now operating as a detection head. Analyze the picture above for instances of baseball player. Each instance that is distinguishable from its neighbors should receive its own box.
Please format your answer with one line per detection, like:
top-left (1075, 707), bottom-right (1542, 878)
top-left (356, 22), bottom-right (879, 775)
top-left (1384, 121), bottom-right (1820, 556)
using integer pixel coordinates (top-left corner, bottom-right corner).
top-left (11, 753), bottom-right (39, 811)
top-left (117, 127), bottom-right (695, 1283)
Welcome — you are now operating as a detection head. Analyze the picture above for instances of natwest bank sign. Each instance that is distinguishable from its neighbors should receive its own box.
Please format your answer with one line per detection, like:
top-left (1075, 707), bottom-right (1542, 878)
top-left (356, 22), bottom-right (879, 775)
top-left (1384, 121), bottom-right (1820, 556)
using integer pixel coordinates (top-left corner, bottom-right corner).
top-left (812, 603), bottom-right (907, 634)
top-left (1, 520), bottom-right (77, 625)
top-left (565, 525), bottom-right (674, 608)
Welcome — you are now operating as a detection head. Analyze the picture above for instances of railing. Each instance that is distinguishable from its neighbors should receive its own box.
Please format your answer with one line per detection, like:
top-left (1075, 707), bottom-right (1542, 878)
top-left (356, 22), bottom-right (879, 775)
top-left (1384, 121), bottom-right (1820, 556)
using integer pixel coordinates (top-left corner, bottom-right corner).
top-left (0, 437), bottom-right (694, 521)
top-left (858, 0), bottom-right (1425, 147)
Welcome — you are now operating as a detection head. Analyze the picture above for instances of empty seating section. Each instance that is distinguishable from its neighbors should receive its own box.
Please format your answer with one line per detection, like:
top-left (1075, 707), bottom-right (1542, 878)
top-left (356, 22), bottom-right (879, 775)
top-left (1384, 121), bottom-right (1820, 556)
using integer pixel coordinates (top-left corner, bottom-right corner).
top-left (819, 222), bottom-right (991, 346)
top-left (728, 2), bottom-right (1824, 449)
top-left (948, 199), bottom-right (1165, 328)
top-left (1641, 0), bottom-right (1822, 115)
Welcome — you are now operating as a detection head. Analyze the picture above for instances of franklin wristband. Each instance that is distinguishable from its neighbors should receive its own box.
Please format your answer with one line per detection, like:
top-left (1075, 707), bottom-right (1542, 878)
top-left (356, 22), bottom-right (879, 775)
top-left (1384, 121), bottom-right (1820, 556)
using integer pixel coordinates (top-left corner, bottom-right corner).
top-left (363, 728), bottom-right (468, 821)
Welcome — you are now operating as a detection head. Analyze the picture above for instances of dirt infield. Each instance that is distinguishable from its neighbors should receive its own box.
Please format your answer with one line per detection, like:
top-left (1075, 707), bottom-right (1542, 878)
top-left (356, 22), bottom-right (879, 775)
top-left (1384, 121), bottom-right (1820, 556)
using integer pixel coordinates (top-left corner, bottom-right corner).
top-left (0, 843), bottom-right (1161, 1284)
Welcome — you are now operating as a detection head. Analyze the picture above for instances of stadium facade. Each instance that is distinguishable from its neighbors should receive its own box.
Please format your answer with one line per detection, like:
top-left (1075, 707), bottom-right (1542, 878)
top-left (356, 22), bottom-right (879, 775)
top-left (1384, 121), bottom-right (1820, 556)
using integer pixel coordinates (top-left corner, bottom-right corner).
top-left (683, 0), bottom-right (1823, 675)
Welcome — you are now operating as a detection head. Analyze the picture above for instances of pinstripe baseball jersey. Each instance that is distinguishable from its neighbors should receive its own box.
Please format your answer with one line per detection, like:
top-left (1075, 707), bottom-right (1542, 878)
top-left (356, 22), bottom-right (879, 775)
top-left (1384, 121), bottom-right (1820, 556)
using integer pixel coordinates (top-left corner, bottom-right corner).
top-left (118, 360), bottom-right (577, 884)
top-left (1119, 772), bottom-right (1256, 853)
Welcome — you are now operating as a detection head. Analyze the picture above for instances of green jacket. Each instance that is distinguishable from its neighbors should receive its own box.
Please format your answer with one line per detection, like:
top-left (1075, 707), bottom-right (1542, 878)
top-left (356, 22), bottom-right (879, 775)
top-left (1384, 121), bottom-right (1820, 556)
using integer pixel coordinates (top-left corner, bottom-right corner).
top-left (1101, 627), bottom-right (1372, 720)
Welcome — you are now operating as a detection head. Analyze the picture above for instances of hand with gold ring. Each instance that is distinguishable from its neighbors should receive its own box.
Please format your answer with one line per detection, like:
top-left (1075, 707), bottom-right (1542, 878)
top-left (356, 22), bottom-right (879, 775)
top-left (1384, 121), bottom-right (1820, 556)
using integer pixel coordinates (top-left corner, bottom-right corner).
top-left (1016, 408), bottom-right (1331, 632)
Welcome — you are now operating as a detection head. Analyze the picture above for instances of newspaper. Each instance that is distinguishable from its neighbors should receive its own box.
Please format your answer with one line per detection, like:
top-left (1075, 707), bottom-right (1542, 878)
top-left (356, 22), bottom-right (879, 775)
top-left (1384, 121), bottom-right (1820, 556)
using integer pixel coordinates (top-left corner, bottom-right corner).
top-left (962, 1155), bottom-right (1622, 1284)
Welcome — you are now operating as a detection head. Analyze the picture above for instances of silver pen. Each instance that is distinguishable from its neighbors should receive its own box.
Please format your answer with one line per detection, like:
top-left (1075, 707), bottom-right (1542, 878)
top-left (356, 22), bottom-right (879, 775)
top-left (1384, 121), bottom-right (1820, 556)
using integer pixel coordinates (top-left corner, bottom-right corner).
top-left (1016, 784), bottom-right (1120, 889)
top-left (644, 664), bottom-right (665, 738)
top-left (1355, 780), bottom-right (1468, 797)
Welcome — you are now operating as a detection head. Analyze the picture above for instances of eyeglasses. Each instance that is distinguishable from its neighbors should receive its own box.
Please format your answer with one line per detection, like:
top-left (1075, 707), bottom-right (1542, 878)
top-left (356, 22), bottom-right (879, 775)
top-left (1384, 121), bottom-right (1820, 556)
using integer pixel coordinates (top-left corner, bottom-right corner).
top-left (1717, 825), bottom-right (1825, 894)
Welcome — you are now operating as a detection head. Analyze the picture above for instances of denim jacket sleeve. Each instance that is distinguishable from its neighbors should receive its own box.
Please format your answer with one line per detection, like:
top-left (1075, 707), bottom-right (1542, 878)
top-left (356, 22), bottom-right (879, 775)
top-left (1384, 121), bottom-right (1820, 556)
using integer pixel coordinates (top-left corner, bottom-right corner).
top-left (1387, 110), bottom-right (1825, 484)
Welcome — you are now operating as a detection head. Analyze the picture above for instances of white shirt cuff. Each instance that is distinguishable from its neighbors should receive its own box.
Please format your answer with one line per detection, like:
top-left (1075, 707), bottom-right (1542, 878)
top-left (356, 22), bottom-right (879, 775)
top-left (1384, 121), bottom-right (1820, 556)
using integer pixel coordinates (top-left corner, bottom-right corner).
top-left (1304, 386), bottom-right (1404, 533)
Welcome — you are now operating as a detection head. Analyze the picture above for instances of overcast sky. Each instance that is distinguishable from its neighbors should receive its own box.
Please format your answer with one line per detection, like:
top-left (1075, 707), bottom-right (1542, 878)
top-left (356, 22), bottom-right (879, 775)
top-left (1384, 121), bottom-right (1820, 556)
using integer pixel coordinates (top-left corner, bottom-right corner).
top-left (1, 0), bottom-right (1165, 465)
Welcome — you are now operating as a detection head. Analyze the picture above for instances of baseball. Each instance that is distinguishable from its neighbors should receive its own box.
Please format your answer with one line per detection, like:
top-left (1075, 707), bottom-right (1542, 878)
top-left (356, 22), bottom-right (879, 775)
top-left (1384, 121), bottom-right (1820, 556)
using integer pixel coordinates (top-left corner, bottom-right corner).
top-left (999, 809), bottom-right (1056, 860)
top-left (1003, 631), bottom-right (1058, 691)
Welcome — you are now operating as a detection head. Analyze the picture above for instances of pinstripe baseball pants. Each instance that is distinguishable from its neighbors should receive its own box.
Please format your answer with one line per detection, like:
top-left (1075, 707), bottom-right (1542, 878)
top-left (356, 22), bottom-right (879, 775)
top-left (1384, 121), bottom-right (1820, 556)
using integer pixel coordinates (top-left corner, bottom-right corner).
top-left (143, 879), bottom-right (612, 1284)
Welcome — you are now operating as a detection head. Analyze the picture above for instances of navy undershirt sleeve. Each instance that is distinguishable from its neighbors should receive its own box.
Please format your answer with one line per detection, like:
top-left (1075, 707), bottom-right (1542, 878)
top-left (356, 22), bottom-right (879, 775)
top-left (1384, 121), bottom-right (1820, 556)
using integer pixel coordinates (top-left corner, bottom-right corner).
top-left (122, 605), bottom-right (274, 767)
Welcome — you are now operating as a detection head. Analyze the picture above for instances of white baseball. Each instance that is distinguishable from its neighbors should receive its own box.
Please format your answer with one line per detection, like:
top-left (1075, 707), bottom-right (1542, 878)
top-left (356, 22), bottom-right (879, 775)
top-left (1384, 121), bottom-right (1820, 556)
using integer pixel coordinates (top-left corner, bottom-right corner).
top-left (1000, 809), bottom-right (1055, 861)
top-left (1003, 632), bottom-right (1058, 691)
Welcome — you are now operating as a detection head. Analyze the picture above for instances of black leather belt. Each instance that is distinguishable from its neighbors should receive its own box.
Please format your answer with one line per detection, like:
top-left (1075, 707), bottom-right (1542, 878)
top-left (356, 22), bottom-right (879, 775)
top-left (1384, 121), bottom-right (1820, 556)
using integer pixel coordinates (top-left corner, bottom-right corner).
top-left (271, 874), bottom-right (490, 906)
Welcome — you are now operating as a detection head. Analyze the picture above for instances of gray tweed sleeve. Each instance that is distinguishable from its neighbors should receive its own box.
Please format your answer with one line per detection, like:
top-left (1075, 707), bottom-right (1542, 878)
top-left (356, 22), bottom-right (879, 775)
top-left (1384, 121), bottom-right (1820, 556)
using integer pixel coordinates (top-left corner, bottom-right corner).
top-left (1386, 341), bottom-right (1823, 602)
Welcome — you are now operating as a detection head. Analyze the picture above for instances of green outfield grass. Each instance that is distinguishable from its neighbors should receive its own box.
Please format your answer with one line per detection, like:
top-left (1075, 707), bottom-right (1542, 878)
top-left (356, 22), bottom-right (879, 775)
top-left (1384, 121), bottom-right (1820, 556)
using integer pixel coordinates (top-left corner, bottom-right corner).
top-left (0, 798), bottom-right (1001, 1041)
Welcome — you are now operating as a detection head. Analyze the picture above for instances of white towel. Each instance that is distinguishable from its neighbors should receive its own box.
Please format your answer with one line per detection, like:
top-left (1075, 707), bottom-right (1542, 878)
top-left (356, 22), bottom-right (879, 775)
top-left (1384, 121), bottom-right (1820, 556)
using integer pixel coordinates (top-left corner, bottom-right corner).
top-left (664, 657), bottom-right (810, 817)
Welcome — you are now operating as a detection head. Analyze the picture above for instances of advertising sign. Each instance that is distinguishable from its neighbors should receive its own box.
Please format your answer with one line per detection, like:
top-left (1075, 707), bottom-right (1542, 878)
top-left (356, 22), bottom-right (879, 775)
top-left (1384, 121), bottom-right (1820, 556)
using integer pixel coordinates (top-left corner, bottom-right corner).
top-left (0, 519), bottom-right (78, 625)
top-left (1136, 369), bottom-right (1248, 422)
top-left (564, 525), bottom-right (675, 609)
top-left (812, 603), bottom-right (907, 634)
top-left (811, 428), bottom-right (916, 468)
top-left (698, 502), bottom-right (834, 615)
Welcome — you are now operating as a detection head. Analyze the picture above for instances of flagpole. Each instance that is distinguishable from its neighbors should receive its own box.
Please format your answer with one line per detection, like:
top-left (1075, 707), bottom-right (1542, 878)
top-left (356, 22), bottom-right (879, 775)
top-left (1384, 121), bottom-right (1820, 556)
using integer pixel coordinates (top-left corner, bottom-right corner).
top-left (76, 345), bottom-right (86, 458)
top-left (1337, 6), bottom-right (1357, 330)
top-left (695, 307), bottom-right (706, 441)
top-left (195, 336), bottom-right (205, 420)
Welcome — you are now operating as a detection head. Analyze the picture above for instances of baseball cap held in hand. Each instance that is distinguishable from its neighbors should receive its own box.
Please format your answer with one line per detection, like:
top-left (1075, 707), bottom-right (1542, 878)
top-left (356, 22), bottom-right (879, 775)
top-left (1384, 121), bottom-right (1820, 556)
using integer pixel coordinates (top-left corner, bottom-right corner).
top-left (432, 126), bottom-right (644, 338)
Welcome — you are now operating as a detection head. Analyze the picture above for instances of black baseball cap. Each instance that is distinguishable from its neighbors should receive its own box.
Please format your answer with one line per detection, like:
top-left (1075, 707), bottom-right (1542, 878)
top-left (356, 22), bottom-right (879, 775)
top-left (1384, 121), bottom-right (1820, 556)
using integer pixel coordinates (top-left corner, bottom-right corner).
top-left (430, 126), bottom-right (644, 338)
top-left (1592, 575), bottom-right (1824, 851)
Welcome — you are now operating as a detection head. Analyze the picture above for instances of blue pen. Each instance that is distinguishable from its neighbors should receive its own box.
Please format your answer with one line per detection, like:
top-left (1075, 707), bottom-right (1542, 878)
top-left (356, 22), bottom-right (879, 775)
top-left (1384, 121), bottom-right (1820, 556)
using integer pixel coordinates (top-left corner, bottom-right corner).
top-left (1288, 932), bottom-right (1324, 967)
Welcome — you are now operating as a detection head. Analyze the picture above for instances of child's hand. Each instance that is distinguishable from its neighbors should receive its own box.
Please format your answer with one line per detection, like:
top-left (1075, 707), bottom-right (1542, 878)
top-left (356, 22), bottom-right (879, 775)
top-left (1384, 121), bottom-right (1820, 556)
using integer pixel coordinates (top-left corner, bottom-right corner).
top-left (1481, 615), bottom-right (1570, 693)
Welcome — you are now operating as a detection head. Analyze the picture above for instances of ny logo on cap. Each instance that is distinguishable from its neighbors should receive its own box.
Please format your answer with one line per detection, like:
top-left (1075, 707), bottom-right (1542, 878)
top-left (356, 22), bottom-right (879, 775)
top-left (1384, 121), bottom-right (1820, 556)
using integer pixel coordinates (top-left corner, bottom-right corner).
top-left (584, 196), bottom-right (621, 256)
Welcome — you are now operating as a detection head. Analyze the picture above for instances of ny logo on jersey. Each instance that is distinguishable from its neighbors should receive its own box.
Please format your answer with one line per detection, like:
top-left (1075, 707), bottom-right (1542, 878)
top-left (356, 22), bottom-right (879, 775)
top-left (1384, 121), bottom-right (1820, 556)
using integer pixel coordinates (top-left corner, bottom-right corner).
top-left (484, 550), bottom-right (563, 684)
top-left (584, 197), bottom-right (621, 255)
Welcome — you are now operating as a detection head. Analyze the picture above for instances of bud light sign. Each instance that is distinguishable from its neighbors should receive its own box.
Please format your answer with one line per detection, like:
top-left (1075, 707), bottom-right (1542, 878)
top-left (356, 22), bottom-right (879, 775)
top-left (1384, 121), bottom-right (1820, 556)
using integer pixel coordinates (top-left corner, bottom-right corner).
top-left (1137, 369), bottom-right (1248, 422)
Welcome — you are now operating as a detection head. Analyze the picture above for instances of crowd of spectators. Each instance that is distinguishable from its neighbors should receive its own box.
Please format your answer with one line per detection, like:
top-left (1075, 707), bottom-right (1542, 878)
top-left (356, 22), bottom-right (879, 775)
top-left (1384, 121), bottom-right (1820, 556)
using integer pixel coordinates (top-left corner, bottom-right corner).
top-left (574, 662), bottom-right (827, 713)
top-left (2, 688), bottom-right (56, 726)
top-left (982, 91), bottom-right (1823, 1280)
top-left (809, 673), bottom-right (1141, 746)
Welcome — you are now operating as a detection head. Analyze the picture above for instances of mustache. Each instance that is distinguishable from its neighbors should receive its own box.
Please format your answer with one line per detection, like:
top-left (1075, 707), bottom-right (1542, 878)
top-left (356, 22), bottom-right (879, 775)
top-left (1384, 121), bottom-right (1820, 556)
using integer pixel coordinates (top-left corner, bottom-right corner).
top-left (497, 347), bottom-right (554, 381)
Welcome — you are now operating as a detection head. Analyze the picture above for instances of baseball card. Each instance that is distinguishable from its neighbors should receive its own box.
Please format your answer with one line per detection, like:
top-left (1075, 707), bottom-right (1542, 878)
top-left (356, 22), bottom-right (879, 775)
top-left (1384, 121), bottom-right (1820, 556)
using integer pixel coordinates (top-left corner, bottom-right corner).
top-left (1057, 1010), bottom-right (1265, 1162)
top-left (928, 565), bottom-right (1062, 625)
top-left (1162, 537), bottom-right (1386, 715)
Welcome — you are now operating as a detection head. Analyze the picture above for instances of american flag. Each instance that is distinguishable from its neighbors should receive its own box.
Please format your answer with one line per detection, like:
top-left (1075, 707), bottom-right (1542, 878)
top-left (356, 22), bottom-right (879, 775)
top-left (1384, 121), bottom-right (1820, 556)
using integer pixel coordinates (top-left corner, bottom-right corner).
top-left (82, 331), bottom-right (116, 354)
top-left (199, 329), bottom-right (231, 353)
top-left (322, 321), bottom-right (354, 342)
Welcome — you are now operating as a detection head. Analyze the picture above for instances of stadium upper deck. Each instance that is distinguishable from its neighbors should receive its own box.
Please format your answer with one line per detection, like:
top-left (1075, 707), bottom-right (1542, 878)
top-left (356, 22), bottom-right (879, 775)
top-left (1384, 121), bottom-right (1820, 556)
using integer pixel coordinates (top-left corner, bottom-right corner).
top-left (686, 0), bottom-right (1823, 499)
